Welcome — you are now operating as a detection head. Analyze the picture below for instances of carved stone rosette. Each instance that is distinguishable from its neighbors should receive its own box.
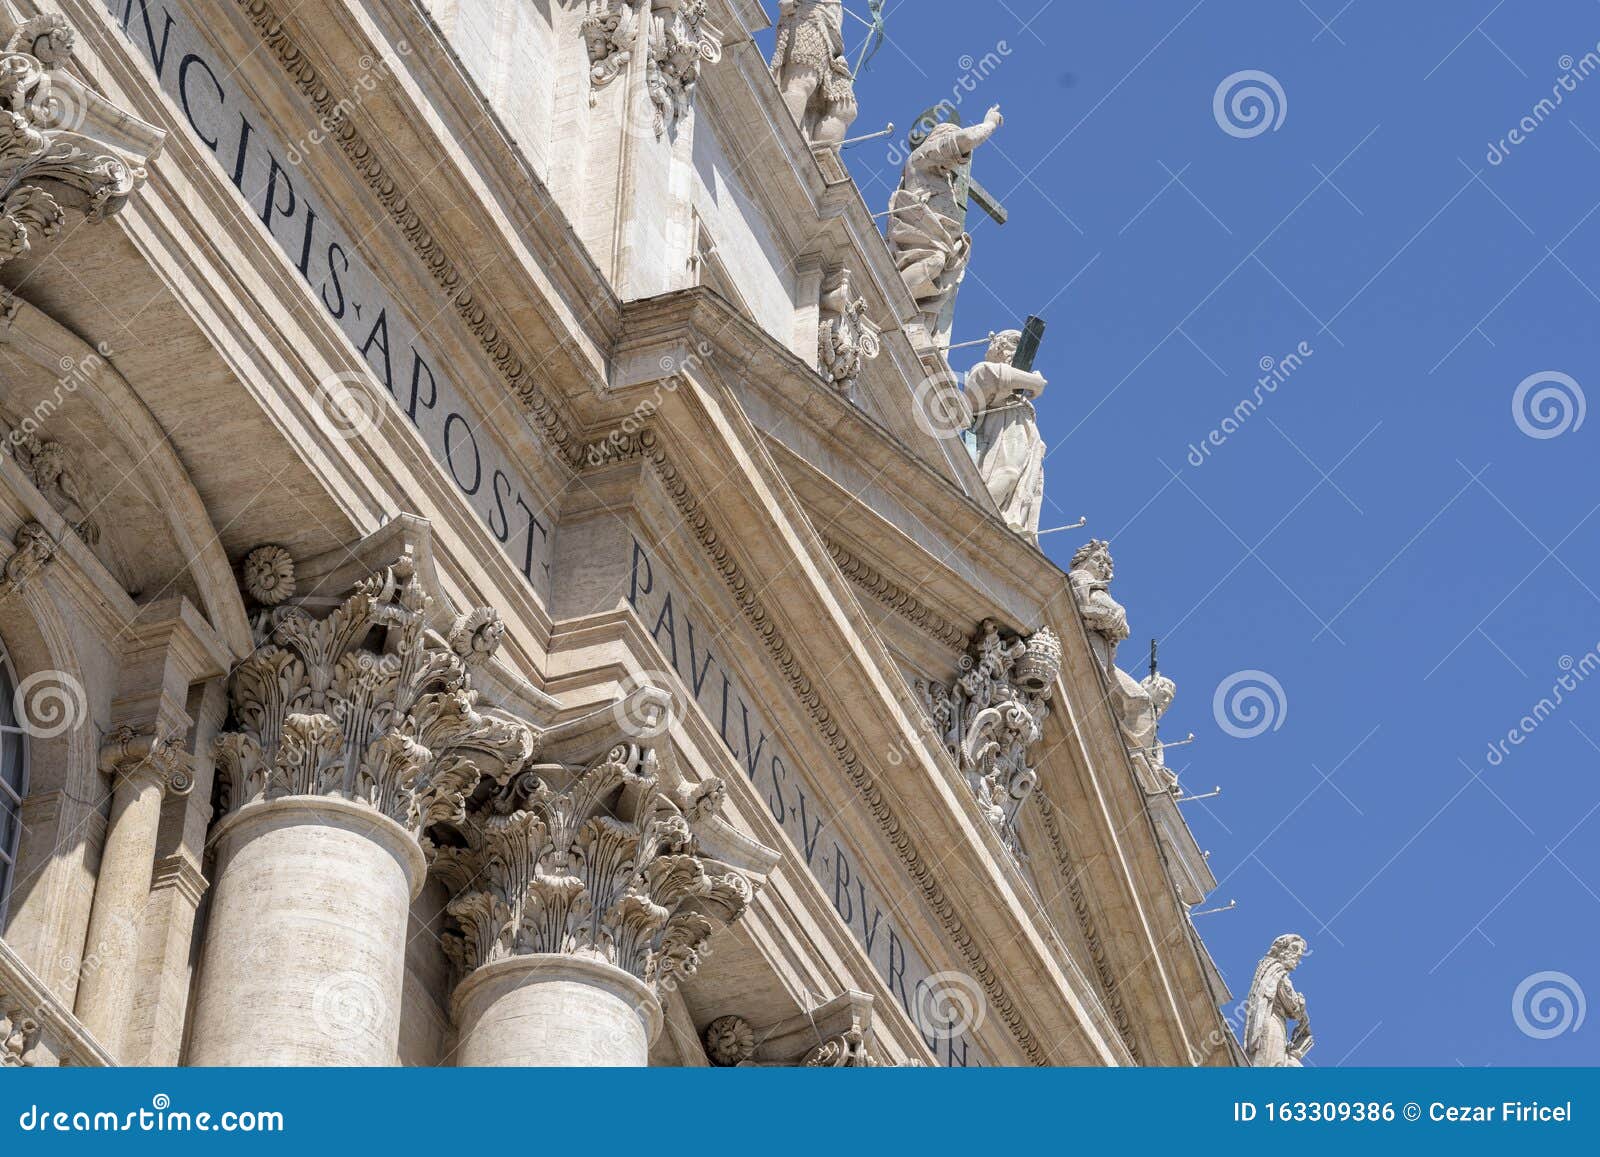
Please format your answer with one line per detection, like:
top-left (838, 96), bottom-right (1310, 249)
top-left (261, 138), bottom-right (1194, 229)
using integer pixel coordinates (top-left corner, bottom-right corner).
top-left (0, 14), bottom-right (145, 264)
top-left (702, 991), bottom-right (883, 1067)
top-left (431, 758), bottom-right (757, 1000)
top-left (212, 546), bottom-right (533, 835)
top-left (917, 619), bottom-right (1061, 852)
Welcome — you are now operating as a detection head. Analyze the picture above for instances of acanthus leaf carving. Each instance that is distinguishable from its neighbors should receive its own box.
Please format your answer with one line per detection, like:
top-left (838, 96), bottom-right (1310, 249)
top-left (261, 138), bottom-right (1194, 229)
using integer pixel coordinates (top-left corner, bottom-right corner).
top-left (581, 1), bottom-right (721, 138)
top-left (581, 0), bottom-right (637, 93)
top-left (100, 722), bottom-right (194, 797)
top-left (432, 742), bottom-right (763, 996)
top-left (647, 0), bottom-right (721, 136)
top-left (214, 546), bottom-right (534, 838)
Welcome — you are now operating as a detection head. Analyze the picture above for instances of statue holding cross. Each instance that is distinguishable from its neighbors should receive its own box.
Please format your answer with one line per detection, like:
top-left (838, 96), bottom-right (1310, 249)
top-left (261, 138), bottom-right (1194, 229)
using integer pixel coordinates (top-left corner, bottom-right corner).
top-left (885, 103), bottom-right (1004, 344)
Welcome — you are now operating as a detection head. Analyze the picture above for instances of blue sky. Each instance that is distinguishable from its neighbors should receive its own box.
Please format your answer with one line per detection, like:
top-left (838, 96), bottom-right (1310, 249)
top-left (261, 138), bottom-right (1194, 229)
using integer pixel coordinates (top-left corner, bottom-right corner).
top-left (812, 0), bottom-right (1600, 1065)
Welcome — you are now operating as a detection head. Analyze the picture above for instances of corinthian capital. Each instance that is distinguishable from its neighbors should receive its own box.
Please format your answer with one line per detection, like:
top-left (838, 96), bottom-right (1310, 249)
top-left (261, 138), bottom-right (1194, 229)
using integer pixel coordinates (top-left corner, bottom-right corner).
top-left (212, 546), bottom-right (534, 836)
top-left (431, 743), bottom-right (765, 996)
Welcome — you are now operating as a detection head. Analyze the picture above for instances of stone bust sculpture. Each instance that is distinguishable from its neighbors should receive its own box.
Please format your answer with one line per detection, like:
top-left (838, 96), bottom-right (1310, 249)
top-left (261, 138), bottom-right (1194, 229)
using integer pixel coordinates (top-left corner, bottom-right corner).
top-left (1244, 933), bottom-right (1313, 1067)
top-left (770, 1), bottom-right (857, 145)
top-left (966, 329), bottom-right (1048, 538)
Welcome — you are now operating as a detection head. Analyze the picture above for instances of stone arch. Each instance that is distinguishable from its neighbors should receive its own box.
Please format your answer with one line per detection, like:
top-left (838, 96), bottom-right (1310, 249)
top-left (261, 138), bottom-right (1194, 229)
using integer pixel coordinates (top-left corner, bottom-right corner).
top-left (0, 296), bottom-right (251, 656)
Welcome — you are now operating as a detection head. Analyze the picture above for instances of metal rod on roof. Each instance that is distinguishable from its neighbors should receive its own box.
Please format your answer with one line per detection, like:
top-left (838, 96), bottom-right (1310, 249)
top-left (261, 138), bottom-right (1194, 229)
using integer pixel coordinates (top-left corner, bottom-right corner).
top-left (841, 122), bottom-right (895, 148)
top-left (1036, 518), bottom-right (1089, 536)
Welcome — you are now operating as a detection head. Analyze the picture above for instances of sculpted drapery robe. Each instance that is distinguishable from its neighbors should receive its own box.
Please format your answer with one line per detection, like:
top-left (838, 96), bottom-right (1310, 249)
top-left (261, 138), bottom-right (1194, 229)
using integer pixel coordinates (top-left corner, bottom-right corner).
top-left (966, 358), bottom-right (1047, 538)
top-left (1244, 954), bottom-right (1309, 1067)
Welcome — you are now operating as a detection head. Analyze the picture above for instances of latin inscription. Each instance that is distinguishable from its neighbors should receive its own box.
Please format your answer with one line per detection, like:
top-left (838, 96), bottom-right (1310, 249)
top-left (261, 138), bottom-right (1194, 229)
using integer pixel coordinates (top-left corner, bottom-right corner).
top-left (104, 0), bottom-right (553, 592)
top-left (628, 538), bottom-right (983, 1066)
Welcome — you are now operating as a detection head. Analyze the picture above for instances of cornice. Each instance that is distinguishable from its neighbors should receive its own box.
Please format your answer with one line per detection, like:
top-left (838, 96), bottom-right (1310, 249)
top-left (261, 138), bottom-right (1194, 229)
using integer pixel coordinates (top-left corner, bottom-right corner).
top-left (150, 852), bottom-right (209, 909)
top-left (822, 536), bottom-right (970, 652)
top-left (1035, 795), bottom-right (1140, 1062)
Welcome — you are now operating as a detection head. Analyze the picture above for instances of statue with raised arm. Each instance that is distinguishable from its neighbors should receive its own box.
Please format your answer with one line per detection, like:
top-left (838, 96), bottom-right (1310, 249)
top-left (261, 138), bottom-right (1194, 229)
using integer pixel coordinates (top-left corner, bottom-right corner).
top-left (966, 329), bottom-right (1047, 538)
top-left (886, 105), bottom-right (1002, 339)
top-left (1244, 934), bottom-right (1314, 1067)
top-left (771, 1), bottom-right (857, 145)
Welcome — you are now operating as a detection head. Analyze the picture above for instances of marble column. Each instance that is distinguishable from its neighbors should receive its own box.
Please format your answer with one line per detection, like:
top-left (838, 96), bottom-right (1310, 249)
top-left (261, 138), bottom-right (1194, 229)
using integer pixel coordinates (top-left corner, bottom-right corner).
top-left (186, 541), bottom-right (531, 1066)
top-left (434, 756), bottom-right (774, 1068)
top-left (452, 954), bottom-right (662, 1067)
top-left (187, 796), bottom-right (425, 1066)
top-left (73, 729), bottom-right (189, 1058)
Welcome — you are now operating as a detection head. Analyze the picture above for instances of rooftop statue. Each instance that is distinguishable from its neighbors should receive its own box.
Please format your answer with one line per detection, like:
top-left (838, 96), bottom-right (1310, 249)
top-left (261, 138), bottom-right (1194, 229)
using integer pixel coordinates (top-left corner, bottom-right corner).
top-left (1127, 670), bottom-right (1180, 794)
top-left (771, 1), bottom-right (858, 145)
top-left (1069, 540), bottom-right (1179, 781)
top-left (1068, 539), bottom-right (1129, 672)
top-left (966, 329), bottom-right (1047, 539)
top-left (1244, 934), bottom-right (1314, 1067)
top-left (886, 104), bottom-right (1002, 342)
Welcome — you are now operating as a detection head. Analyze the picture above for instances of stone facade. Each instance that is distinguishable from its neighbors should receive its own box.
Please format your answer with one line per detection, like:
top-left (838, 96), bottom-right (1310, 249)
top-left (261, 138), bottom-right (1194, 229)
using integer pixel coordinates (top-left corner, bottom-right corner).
top-left (0, 0), bottom-right (1246, 1067)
